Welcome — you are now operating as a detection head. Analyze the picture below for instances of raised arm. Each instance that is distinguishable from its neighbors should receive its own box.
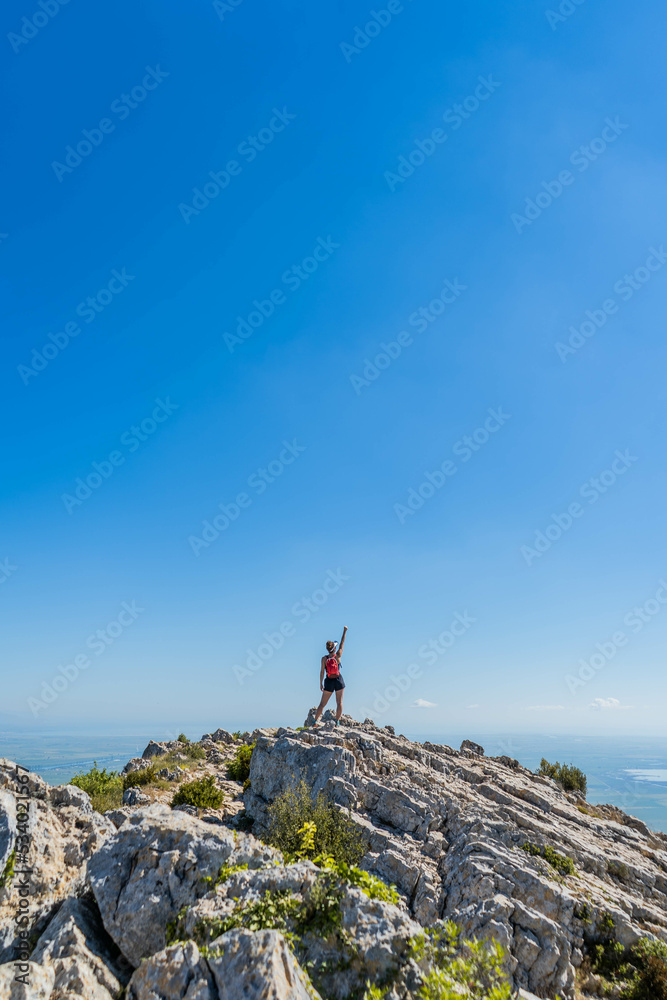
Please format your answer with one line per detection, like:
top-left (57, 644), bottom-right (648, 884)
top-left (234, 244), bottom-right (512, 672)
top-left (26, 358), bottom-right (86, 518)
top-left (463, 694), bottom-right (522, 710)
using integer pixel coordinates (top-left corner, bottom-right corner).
top-left (337, 625), bottom-right (348, 657)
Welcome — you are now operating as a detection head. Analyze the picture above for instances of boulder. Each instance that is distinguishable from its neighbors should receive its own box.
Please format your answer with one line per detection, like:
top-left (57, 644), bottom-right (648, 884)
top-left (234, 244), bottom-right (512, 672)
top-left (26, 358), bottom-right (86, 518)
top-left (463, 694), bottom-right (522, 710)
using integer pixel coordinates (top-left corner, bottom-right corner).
top-left (460, 739), bottom-right (485, 755)
top-left (184, 859), bottom-right (421, 1000)
top-left (128, 931), bottom-right (316, 1000)
top-left (208, 929), bottom-right (316, 1000)
top-left (0, 766), bottom-right (114, 963)
top-left (88, 806), bottom-right (279, 967)
top-left (204, 729), bottom-right (235, 745)
top-left (32, 894), bottom-right (131, 999)
top-left (142, 740), bottom-right (170, 760)
top-left (122, 787), bottom-right (151, 807)
top-left (127, 940), bottom-right (216, 999)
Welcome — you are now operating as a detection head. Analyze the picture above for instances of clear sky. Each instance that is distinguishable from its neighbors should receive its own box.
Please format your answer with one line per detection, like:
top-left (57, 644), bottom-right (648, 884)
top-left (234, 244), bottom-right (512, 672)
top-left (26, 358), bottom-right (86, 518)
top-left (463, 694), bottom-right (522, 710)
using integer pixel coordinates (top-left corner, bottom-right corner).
top-left (2, 0), bottom-right (666, 740)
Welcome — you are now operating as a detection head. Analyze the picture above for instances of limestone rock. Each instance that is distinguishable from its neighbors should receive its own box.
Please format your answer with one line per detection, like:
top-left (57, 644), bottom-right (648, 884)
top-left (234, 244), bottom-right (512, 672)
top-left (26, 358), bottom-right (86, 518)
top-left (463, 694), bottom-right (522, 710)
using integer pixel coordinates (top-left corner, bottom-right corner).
top-left (88, 806), bottom-right (280, 967)
top-left (32, 894), bottom-right (131, 999)
top-left (128, 931), bottom-right (316, 1000)
top-left (127, 940), bottom-right (215, 999)
top-left (0, 789), bottom-right (17, 875)
top-left (0, 960), bottom-right (54, 999)
top-left (244, 721), bottom-right (667, 999)
top-left (208, 928), bottom-right (316, 1000)
top-left (122, 787), bottom-right (150, 806)
top-left (0, 764), bottom-right (114, 963)
top-left (202, 728), bottom-right (235, 745)
top-left (142, 740), bottom-right (171, 760)
top-left (104, 808), bottom-right (132, 829)
top-left (184, 859), bottom-right (421, 999)
top-left (122, 758), bottom-right (154, 775)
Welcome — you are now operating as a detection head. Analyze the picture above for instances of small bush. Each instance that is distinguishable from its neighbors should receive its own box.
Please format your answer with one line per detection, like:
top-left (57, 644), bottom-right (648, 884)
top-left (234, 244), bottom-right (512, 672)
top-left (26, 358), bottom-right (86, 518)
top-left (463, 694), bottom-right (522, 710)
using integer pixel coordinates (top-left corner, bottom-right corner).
top-left (227, 743), bottom-right (254, 782)
top-left (0, 850), bottom-right (16, 890)
top-left (410, 922), bottom-right (512, 1000)
top-left (521, 842), bottom-right (576, 877)
top-left (323, 858), bottom-right (399, 903)
top-left (70, 762), bottom-right (123, 813)
top-left (200, 889), bottom-right (298, 943)
top-left (538, 758), bottom-right (587, 795)
top-left (171, 774), bottom-right (224, 810)
top-left (622, 939), bottom-right (667, 1000)
top-left (122, 765), bottom-right (158, 791)
top-left (265, 781), bottom-right (366, 866)
top-left (177, 733), bottom-right (190, 744)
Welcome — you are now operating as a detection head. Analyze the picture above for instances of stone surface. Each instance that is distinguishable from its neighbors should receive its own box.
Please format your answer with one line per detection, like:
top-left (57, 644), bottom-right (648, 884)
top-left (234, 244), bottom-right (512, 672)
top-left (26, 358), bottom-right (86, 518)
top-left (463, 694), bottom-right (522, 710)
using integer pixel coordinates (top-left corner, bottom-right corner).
top-left (244, 722), bottom-right (667, 999)
top-left (0, 789), bottom-right (17, 875)
top-left (0, 763), bottom-right (115, 963)
top-left (127, 932), bottom-right (315, 1000)
top-left (1, 722), bottom-right (666, 999)
top-left (32, 894), bottom-right (131, 999)
top-left (127, 940), bottom-right (214, 999)
top-left (122, 787), bottom-right (151, 806)
top-left (184, 858), bottom-right (422, 1000)
top-left (203, 728), bottom-right (235, 745)
top-left (104, 808), bottom-right (132, 829)
top-left (88, 805), bottom-right (279, 967)
top-left (0, 960), bottom-right (54, 999)
top-left (208, 929), bottom-right (316, 1000)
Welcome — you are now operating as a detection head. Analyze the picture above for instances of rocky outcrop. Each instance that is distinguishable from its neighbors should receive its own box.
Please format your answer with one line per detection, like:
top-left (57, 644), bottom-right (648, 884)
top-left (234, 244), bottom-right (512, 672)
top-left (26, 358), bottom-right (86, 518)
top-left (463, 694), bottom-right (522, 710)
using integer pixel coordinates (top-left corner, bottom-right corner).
top-left (127, 932), bottom-right (314, 1000)
top-left (0, 761), bottom-right (114, 964)
top-left (244, 722), bottom-right (667, 999)
top-left (1, 722), bottom-right (666, 999)
top-left (31, 894), bottom-right (131, 999)
top-left (87, 806), bottom-right (275, 966)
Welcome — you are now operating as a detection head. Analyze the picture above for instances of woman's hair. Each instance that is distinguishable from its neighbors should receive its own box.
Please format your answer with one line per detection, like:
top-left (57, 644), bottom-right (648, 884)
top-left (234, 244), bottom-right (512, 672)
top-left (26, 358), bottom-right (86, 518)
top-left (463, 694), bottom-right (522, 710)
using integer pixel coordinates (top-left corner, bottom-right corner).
top-left (326, 640), bottom-right (336, 652)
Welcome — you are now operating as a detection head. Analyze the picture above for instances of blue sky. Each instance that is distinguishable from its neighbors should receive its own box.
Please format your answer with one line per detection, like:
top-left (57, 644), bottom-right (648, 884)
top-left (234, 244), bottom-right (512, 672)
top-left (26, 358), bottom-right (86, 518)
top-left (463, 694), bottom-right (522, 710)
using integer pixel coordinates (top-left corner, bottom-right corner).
top-left (2, 0), bottom-right (667, 739)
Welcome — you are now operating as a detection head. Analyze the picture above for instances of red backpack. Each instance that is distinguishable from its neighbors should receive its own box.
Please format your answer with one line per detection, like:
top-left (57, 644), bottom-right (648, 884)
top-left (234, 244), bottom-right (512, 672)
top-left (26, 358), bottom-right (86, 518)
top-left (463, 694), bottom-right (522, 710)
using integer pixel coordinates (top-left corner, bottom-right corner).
top-left (325, 656), bottom-right (340, 679)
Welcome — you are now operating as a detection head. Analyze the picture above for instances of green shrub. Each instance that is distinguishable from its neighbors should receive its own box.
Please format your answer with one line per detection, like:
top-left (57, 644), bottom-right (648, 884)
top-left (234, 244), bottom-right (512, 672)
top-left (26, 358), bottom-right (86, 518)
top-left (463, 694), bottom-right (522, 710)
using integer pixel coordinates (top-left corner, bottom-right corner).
top-left (171, 774), bottom-right (224, 810)
top-left (410, 922), bottom-right (512, 1000)
top-left (622, 939), bottom-right (667, 1000)
top-left (265, 781), bottom-right (366, 866)
top-left (198, 889), bottom-right (299, 944)
top-left (122, 765), bottom-right (158, 791)
top-left (177, 733), bottom-right (190, 744)
top-left (316, 855), bottom-right (399, 903)
top-left (70, 762), bottom-right (123, 813)
top-left (0, 850), bottom-right (16, 890)
top-left (538, 758), bottom-right (587, 795)
top-left (227, 743), bottom-right (255, 782)
top-left (521, 842), bottom-right (576, 877)
top-left (624, 954), bottom-right (667, 1000)
top-left (362, 987), bottom-right (387, 1000)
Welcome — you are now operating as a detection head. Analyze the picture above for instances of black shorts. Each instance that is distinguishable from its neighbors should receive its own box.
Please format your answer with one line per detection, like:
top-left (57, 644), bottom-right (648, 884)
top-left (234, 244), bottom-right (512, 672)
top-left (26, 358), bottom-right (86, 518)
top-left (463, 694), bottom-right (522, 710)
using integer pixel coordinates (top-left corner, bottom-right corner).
top-left (324, 674), bottom-right (345, 692)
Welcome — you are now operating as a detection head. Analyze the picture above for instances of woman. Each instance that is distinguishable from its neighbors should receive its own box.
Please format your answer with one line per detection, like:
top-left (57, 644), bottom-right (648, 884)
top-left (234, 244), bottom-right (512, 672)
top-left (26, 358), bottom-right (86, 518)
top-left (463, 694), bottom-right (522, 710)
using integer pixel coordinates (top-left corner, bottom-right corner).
top-left (313, 625), bottom-right (348, 726)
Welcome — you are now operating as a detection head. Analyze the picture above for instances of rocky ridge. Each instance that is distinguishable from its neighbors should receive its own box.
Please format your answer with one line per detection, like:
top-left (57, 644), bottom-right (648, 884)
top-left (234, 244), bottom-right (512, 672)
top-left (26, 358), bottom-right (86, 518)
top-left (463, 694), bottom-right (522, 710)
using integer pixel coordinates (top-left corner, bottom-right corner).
top-left (0, 715), bottom-right (665, 999)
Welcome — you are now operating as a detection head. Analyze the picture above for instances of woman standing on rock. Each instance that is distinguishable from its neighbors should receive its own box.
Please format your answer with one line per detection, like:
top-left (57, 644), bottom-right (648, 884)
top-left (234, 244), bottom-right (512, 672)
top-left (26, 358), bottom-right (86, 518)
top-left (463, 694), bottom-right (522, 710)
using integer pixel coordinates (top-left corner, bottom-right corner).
top-left (313, 626), bottom-right (348, 726)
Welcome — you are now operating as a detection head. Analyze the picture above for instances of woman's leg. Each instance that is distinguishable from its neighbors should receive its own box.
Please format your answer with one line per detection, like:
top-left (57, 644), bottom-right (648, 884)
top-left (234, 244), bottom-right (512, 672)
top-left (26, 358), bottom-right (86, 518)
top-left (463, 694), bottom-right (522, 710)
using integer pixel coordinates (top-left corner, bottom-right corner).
top-left (334, 688), bottom-right (344, 720)
top-left (314, 690), bottom-right (333, 722)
